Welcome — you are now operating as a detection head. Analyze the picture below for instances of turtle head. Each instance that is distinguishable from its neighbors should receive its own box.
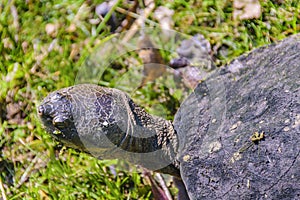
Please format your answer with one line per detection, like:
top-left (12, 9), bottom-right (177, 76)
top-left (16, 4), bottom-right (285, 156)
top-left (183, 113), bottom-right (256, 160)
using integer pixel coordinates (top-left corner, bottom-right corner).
top-left (37, 84), bottom-right (134, 158)
top-left (38, 88), bottom-right (86, 150)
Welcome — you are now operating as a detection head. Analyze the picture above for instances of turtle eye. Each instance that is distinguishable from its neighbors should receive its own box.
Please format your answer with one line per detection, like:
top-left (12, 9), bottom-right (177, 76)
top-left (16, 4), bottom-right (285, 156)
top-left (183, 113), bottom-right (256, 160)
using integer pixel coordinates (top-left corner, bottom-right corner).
top-left (38, 104), bottom-right (52, 117)
top-left (38, 104), bottom-right (55, 124)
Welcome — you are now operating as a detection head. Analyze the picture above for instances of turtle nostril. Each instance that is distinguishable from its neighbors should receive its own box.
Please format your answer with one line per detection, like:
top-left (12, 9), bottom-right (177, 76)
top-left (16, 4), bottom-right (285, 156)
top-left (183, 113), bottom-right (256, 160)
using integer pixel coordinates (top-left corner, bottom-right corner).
top-left (38, 105), bottom-right (44, 116)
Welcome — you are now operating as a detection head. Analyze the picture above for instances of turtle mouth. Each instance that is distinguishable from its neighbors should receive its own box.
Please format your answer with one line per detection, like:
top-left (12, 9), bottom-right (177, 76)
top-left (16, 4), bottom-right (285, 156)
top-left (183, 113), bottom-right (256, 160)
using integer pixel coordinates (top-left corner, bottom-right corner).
top-left (37, 90), bottom-right (87, 151)
top-left (38, 103), bottom-right (87, 151)
top-left (38, 104), bottom-right (70, 140)
top-left (38, 91), bottom-right (71, 136)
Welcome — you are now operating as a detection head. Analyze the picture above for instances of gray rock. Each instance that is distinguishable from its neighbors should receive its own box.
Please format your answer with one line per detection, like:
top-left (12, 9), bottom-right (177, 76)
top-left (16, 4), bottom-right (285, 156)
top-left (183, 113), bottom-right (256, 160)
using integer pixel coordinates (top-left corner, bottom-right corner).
top-left (174, 34), bottom-right (300, 199)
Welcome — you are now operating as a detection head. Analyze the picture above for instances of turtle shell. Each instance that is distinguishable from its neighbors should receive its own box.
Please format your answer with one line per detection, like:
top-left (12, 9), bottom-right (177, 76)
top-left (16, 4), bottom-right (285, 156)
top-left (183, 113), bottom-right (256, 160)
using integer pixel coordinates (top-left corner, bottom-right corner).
top-left (174, 34), bottom-right (300, 199)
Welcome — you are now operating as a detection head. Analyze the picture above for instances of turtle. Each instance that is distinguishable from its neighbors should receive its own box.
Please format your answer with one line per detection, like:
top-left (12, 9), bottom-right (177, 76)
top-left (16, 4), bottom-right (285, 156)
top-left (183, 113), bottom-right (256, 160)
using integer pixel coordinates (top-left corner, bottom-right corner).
top-left (38, 34), bottom-right (300, 199)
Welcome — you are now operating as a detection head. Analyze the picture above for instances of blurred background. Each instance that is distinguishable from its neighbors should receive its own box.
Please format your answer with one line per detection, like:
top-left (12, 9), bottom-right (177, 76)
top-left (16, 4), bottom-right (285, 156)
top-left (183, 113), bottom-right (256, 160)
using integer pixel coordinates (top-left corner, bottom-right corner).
top-left (0, 0), bottom-right (299, 199)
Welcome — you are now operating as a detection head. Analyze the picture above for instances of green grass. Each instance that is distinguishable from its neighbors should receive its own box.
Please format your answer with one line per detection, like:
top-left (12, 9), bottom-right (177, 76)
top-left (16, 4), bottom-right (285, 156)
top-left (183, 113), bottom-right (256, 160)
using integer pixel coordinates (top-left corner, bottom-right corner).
top-left (0, 0), bottom-right (299, 199)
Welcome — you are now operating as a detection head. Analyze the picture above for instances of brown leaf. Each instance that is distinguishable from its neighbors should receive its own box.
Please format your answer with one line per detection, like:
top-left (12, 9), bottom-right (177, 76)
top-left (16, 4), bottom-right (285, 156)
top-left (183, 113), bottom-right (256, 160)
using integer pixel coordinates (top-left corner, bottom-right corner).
top-left (137, 35), bottom-right (166, 87)
top-left (233, 0), bottom-right (261, 20)
top-left (154, 6), bottom-right (174, 30)
top-left (45, 23), bottom-right (59, 37)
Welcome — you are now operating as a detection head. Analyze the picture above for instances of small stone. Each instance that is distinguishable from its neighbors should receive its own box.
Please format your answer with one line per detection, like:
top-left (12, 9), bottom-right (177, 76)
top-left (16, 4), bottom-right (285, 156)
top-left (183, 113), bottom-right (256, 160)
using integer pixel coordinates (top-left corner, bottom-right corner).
top-left (247, 179), bottom-right (250, 188)
top-left (3, 38), bottom-right (13, 49)
top-left (154, 6), bottom-right (174, 30)
top-left (27, 122), bottom-right (34, 130)
top-left (66, 23), bottom-right (76, 33)
top-left (209, 141), bottom-right (222, 153)
top-left (183, 155), bottom-right (190, 162)
top-left (292, 114), bottom-right (300, 129)
top-left (230, 124), bottom-right (238, 130)
top-left (230, 152), bottom-right (242, 164)
top-left (283, 126), bottom-right (290, 132)
top-left (22, 41), bottom-right (29, 53)
top-left (230, 121), bottom-right (241, 131)
top-left (212, 118), bottom-right (217, 123)
top-left (45, 23), bottom-right (59, 37)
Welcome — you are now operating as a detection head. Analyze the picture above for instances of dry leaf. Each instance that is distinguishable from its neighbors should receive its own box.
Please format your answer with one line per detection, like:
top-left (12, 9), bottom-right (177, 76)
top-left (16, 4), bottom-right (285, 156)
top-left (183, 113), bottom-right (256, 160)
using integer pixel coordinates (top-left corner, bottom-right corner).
top-left (154, 6), bottom-right (174, 30)
top-left (45, 23), bottom-right (59, 37)
top-left (137, 35), bottom-right (166, 88)
top-left (233, 0), bottom-right (261, 20)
